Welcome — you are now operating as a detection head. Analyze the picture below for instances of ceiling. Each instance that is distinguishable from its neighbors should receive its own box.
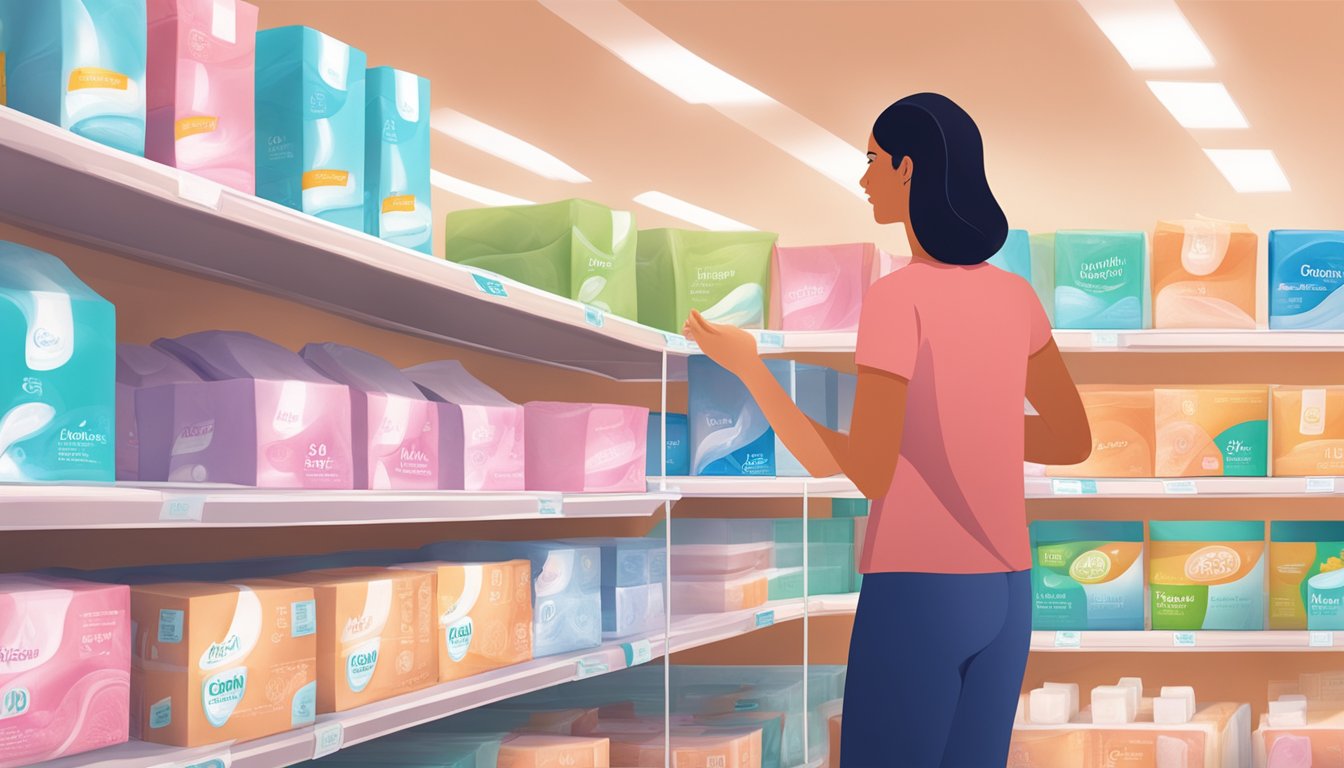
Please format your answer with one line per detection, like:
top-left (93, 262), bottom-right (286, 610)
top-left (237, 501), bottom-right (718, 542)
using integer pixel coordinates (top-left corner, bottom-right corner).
top-left (252, 1), bottom-right (1344, 259)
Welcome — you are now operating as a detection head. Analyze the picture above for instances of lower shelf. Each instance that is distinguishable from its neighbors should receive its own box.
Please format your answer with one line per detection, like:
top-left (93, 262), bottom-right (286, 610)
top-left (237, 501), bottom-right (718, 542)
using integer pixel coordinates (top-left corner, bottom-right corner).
top-left (1032, 629), bottom-right (1341, 652)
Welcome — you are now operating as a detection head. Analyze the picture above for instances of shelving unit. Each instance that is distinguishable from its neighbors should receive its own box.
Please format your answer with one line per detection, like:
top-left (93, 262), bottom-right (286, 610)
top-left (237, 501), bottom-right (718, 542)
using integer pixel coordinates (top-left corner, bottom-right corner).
top-left (1031, 630), bottom-right (1340, 653)
top-left (1027, 476), bottom-right (1342, 498)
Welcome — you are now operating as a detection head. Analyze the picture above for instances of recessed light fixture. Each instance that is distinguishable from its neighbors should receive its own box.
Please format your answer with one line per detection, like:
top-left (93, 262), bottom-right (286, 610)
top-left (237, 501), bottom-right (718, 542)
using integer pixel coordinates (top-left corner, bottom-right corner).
top-left (431, 108), bottom-right (590, 183)
top-left (430, 170), bottom-right (535, 206)
top-left (633, 191), bottom-right (755, 231)
top-left (1147, 81), bottom-right (1248, 129)
top-left (1080, 0), bottom-right (1215, 70)
top-left (1203, 149), bottom-right (1291, 193)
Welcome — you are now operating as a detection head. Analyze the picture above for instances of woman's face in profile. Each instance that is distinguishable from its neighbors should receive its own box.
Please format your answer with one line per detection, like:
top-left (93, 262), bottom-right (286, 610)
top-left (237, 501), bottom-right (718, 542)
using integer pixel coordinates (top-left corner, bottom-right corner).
top-left (861, 134), bottom-right (911, 226)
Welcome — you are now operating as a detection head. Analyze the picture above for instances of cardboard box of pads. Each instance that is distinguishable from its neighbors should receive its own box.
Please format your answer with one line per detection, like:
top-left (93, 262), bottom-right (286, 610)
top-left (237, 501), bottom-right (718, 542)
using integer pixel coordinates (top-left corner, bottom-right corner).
top-left (128, 581), bottom-right (317, 747)
top-left (271, 567), bottom-right (436, 712)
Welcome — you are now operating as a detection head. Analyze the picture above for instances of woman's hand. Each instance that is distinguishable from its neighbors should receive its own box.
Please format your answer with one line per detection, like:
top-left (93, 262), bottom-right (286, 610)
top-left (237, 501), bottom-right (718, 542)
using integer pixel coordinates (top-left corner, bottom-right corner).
top-left (682, 310), bottom-right (760, 376)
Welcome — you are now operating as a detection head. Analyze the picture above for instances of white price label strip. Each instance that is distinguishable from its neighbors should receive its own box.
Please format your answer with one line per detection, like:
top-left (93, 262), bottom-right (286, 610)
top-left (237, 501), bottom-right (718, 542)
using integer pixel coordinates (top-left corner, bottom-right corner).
top-left (576, 657), bottom-right (609, 679)
top-left (160, 495), bottom-right (206, 522)
top-left (537, 496), bottom-right (563, 516)
top-left (1053, 631), bottom-right (1082, 649)
top-left (757, 332), bottom-right (784, 349)
top-left (1090, 331), bottom-right (1120, 348)
top-left (1173, 632), bottom-right (1197, 647)
top-left (1310, 631), bottom-right (1335, 648)
top-left (1163, 480), bottom-right (1198, 495)
top-left (1306, 477), bottom-right (1337, 494)
top-left (178, 752), bottom-right (232, 768)
top-left (1051, 479), bottom-right (1097, 496)
top-left (313, 721), bottom-right (344, 760)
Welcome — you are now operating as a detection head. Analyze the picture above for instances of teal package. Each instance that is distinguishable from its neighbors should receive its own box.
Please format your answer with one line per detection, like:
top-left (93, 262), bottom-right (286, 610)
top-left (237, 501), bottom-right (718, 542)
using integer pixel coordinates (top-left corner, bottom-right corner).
top-left (776, 364), bottom-right (838, 477)
top-left (0, 241), bottom-right (115, 482)
top-left (364, 67), bottom-right (431, 254)
top-left (1270, 521), bottom-right (1344, 631)
top-left (1030, 520), bottom-right (1144, 630)
top-left (3, 0), bottom-right (146, 155)
top-left (255, 26), bottom-right (366, 230)
top-left (1268, 230), bottom-right (1344, 330)
top-left (1054, 230), bottom-right (1146, 329)
top-left (988, 229), bottom-right (1031, 283)
top-left (688, 356), bottom-right (791, 476)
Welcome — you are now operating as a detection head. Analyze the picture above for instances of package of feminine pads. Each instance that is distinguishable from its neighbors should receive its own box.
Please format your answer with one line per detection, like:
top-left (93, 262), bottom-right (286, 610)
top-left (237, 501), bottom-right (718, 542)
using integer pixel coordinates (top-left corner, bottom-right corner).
top-left (395, 559), bottom-right (534, 684)
top-left (1047, 386), bottom-right (1155, 478)
top-left (637, 228), bottom-right (778, 333)
top-left (128, 580), bottom-right (318, 746)
top-left (300, 342), bottom-right (442, 490)
top-left (1053, 230), bottom-right (1147, 329)
top-left (140, 331), bottom-right (355, 488)
top-left (1029, 232), bottom-right (1057, 324)
top-left (775, 363), bottom-right (838, 477)
top-left (255, 26), bottom-right (366, 230)
top-left (145, 0), bottom-right (258, 192)
top-left (498, 733), bottom-right (611, 767)
top-left (404, 360), bottom-right (524, 490)
top-left (0, 574), bottom-right (129, 768)
top-left (561, 538), bottom-right (666, 638)
top-left (1029, 520), bottom-right (1145, 630)
top-left (1152, 219), bottom-right (1257, 329)
top-left (422, 541), bottom-right (602, 658)
top-left (271, 567), bottom-right (436, 712)
top-left (1269, 230), bottom-right (1344, 330)
top-left (364, 66), bottom-right (432, 254)
top-left (1269, 521), bottom-right (1344, 631)
top-left (1154, 387), bottom-right (1268, 477)
top-left (987, 229), bottom-right (1032, 283)
top-left (688, 356), bottom-right (792, 476)
top-left (3, 0), bottom-right (147, 155)
top-left (1272, 386), bottom-right (1344, 477)
top-left (767, 242), bottom-right (903, 331)
top-left (1149, 520), bottom-right (1265, 631)
top-left (0, 242), bottom-right (115, 483)
top-left (443, 199), bottom-right (638, 320)
top-left (116, 344), bottom-right (201, 481)
top-left (523, 401), bottom-right (648, 493)
top-left (646, 412), bottom-right (689, 477)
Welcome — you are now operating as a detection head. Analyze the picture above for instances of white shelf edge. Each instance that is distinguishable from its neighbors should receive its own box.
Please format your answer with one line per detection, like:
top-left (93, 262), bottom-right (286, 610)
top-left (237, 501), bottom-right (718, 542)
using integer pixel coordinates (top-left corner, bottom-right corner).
top-left (1031, 630), bottom-right (1341, 653)
top-left (1028, 476), bottom-right (1344, 498)
top-left (649, 476), bottom-right (862, 498)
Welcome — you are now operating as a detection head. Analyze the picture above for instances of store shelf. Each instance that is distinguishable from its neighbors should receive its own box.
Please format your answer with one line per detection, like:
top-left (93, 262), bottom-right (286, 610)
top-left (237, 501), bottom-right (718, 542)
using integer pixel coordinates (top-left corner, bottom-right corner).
top-left (1032, 630), bottom-right (1342, 653)
top-left (0, 483), bottom-right (677, 530)
top-left (1052, 329), bottom-right (1344, 353)
top-left (649, 476), bottom-right (862, 498)
top-left (31, 630), bottom-right (669, 768)
top-left (1028, 476), bottom-right (1343, 498)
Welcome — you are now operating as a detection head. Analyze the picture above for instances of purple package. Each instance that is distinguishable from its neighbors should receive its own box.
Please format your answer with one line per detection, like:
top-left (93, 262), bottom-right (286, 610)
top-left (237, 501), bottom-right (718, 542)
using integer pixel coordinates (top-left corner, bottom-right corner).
top-left (404, 360), bottom-right (524, 491)
top-left (115, 344), bottom-right (201, 481)
top-left (300, 342), bottom-right (446, 490)
top-left (140, 331), bottom-right (354, 488)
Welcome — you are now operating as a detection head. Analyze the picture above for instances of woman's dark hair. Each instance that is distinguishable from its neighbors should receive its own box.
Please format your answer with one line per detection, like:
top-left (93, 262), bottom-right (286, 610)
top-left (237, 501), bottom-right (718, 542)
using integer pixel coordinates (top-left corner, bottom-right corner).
top-left (872, 93), bottom-right (1008, 265)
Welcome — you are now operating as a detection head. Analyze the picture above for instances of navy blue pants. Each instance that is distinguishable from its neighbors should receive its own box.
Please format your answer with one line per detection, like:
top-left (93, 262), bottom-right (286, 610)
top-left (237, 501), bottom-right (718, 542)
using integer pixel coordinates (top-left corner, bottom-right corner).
top-left (839, 570), bottom-right (1031, 767)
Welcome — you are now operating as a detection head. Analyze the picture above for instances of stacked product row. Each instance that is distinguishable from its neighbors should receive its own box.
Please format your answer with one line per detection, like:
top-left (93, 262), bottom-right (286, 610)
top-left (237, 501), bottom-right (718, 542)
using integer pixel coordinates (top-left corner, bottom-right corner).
top-left (0, 1), bottom-right (434, 253)
top-left (302, 664), bottom-right (847, 768)
top-left (0, 537), bottom-right (664, 767)
top-left (1255, 691), bottom-right (1344, 768)
top-left (1010, 676), bottom-right (1252, 768)
top-left (1031, 520), bottom-right (1344, 632)
top-left (1038, 385), bottom-right (1344, 479)
top-left (993, 224), bottom-right (1344, 330)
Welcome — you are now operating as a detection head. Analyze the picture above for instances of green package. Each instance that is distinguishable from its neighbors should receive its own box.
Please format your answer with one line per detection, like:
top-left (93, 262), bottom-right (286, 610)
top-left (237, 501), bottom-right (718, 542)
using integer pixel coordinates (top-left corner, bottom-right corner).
top-left (636, 228), bottom-right (777, 332)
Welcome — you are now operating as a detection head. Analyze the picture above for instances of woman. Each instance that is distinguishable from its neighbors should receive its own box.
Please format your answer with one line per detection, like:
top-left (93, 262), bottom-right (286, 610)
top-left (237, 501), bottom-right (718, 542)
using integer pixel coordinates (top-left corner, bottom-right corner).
top-left (683, 93), bottom-right (1093, 767)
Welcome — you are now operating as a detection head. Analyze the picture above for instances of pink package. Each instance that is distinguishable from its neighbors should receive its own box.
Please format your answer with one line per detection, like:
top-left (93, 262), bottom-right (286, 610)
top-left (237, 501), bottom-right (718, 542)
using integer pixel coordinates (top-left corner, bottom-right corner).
top-left (145, 0), bottom-right (259, 192)
top-left (404, 361), bottom-right (525, 491)
top-left (768, 243), bottom-right (906, 331)
top-left (523, 402), bottom-right (649, 493)
top-left (0, 574), bottom-right (130, 768)
top-left (300, 342), bottom-right (443, 490)
top-left (139, 331), bottom-right (354, 488)
top-left (670, 571), bottom-right (768, 614)
top-left (116, 344), bottom-right (202, 481)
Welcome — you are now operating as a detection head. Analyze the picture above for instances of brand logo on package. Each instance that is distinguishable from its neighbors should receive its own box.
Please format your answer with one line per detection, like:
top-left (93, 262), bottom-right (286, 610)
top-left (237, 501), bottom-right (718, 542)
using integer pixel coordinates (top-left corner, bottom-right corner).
top-left (60, 421), bottom-right (108, 445)
top-left (346, 640), bottom-right (380, 693)
top-left (68, 67), bottom-right (129, 92)
top-left (20, 377), bottom-right (42, 396)
top-left (203, 667), bottom-right (248, 727)
top-left (1184, 545), bottom-right (1242, 582)
top-left (0, 647), bottom-right (39, 664)
top-left (446, 617), bottom-right (473, 662)
top-left (0, 687), bottom-right (30, 720)
top-left (203, 634), bottom-right (243, 666)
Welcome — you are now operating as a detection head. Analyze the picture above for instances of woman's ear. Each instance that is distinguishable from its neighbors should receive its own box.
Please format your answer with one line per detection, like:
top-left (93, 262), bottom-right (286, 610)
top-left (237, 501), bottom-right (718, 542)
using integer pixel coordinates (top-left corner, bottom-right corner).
top-left (898, 156), bottom-right (914, 185)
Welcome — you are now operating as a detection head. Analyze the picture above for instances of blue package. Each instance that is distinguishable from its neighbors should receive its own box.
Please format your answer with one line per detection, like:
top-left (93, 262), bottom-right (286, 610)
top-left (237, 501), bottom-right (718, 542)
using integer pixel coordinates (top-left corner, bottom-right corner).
top-left (646, 412), bottom-right (690, 476)
top-left (1269, 230), bottom-right (1344, 330)
top-left (688, 356), bottom-right (790, 476)
top-left (364, 66), bottom-right (431, 253)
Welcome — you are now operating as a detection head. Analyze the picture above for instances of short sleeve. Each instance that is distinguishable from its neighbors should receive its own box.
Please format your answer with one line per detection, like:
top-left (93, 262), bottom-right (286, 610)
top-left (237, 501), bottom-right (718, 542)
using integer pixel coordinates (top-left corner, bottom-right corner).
top-left (1026, 283), bottom-right (1053, 355)
top-left (855, 275), bottom-right (919, 379)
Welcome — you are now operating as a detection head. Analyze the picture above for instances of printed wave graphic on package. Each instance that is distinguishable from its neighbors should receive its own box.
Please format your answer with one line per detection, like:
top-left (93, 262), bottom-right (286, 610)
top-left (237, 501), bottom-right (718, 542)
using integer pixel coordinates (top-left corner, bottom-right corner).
top-left (769, 242), bottom-right (904, 332)
top-left (636, 228), bottom-right (778, 333)
top-left (135, 331), bottom-right (354, 488)
top-left (301, 342), bottom-right (443, 490)
top-left (0, 241), bottom-right (115, 484)
top-left (403, 360), bottom-right (525, 491)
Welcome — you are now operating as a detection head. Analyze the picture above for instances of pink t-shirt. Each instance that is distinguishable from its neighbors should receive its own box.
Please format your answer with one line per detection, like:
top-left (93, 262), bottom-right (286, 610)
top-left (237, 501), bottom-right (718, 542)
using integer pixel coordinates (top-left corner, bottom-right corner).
top-left (854, 260), bottom-right (1052, 574)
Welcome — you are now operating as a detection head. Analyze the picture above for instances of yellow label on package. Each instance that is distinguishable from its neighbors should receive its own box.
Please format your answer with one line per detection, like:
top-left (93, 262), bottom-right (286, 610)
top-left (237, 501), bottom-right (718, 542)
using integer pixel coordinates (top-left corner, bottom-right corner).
top-left (302, 169), bottom-right (351, 190)
top-left (382, 195), bottom-right (416, 213)
top-left (68, 66), bottom-right (130, 91)
top-left (175, 116), bottom-right (220, 140)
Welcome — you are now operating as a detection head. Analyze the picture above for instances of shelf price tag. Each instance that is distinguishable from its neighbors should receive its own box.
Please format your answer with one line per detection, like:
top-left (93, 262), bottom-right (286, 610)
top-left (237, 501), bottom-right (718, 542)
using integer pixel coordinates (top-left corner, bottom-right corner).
top-left (1173, 632), bottom-right (1197, 648)
top-left (313, 721), bottom-right (344, 760)
top-left (178, 752), bottom-right (232, 768)
top-left (621, 639), bottom-right (653, 667)
top-left (537, 495), bottom-right (563, 516)
top-left (754, 610), bottom-right (775, 629)
top-left (1051, 479), bottom-right (1097, 496)
top-left (1053, 631), bottom-right (1082, 649)
top-left (178, 173), bottom-right (223, 211)
top-left (583, 306), bottom-right (605, 328)
top-left (757, 332), bottom-right (784, 349)
top-left (471, 273), bottom-right (508, 298)
top-left (1163, 480), bottom-right (1198, 495)
top-left (1310, 631), bottom-right (1335, 648)
top-left (1306, 477), bottom-right (1337, 494)
top-left (160, 495), bottom-right (206, 522)
top-left (576, 656), bottom-right (609, 679)
top-left (663, 333), bottom-right (689, 351)
top-left (1090, 332), bottom-right (1120, 349)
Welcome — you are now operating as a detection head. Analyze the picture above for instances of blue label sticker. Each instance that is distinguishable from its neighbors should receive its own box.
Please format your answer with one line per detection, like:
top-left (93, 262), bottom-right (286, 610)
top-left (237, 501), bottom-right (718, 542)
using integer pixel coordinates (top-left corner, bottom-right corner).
top-left (754, 610), bottom-right (775, 628)
top-left (1053, 631), bottom-right (1082, 649)
top-left (292, 680), bottom-right (317, 726)
top-left (1173, 632), bottom-right (1197, 647)
top-left (149, 697), bottom-right (172, 729)
top-left (158, 610), bottom-right (184, 643)
top-left (1051, 479), bottom-right (1098, 496)
top-left (472, 273), bottom-right (508, 298)
top-left (583, 306), bottom-right (605, 328)
top-left (291, 600), bottom-right (316, 638)
top-left (758, 331), bottom-right (784, 348)
top-left (537, 496), bottom-right (563, 516)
